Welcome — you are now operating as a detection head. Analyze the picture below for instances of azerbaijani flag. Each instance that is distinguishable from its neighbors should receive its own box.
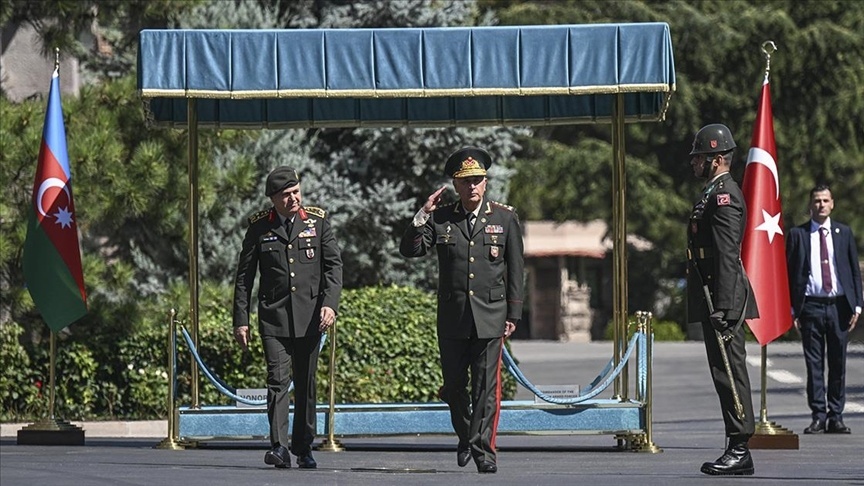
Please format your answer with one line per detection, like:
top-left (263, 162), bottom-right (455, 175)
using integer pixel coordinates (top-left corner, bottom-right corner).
top-left (22, 67), bottom-right (87, 332)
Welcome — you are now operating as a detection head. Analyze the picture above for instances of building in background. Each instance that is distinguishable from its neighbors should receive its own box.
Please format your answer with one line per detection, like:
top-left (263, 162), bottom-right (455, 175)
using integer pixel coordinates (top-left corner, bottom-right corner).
top-left (521, 220), bottom-right (652, 342)
top-left (1, 23), bottom-right (81, 102)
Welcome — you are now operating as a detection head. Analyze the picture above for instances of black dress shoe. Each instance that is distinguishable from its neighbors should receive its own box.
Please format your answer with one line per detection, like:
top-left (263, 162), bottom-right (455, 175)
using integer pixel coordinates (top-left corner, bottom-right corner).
top-left (804, 419), bottom-right (825, 434)
top-left (700, 444), bottom-right (754, 476)
top-left (477, 461), bottom-right (497, 474)
top-left (457, 448), bottom-right (471, 467)
top-left (296, 452), bottom-right (317, 469)
top-left (264, 445), bottom-right (290, 468)
top-left (826, 419), bottom-right (852, 434)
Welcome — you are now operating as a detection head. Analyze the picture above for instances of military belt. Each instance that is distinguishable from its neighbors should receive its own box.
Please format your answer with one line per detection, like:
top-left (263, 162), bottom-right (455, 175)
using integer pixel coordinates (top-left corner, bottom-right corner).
top-left (687, 247), bottom-right (713, 260)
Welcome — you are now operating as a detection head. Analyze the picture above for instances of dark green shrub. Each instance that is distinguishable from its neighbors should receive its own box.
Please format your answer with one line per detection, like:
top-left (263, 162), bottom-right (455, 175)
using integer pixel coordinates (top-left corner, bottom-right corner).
top-left (1, 285), bottom-right (519, 420)
top-left (602, 317), bottom-right (686, 341)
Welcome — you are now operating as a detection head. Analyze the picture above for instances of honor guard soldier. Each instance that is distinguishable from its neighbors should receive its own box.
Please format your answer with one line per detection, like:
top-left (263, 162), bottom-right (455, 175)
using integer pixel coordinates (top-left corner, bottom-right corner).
top-left (686, 124), bottom-right (759, 476)
top-left (232, 166), bottom-right (343, 469)
top-left (400, 147), bottom-right (525, 474)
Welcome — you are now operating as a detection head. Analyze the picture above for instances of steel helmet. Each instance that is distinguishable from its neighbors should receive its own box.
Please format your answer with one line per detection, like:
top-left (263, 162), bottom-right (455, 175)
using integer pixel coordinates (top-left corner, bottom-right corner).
top-left (689, 123), bottom-right (737, 155)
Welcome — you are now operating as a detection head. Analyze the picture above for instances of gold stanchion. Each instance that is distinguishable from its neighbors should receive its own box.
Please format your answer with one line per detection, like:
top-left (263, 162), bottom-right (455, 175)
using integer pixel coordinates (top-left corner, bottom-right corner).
top-left (17, 331), bottom-right (85, 445)
top-left (632, 311), bottom-right (662, 453)
top-left (748, 344), bottom-right (798, 449)
top-left (156, 309), bottom-right (184, 450)
top-left (316, 322), bottom-right (344, 452)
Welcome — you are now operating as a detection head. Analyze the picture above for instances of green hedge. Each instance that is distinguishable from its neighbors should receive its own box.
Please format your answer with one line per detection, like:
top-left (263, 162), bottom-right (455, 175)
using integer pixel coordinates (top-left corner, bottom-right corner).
top-left (1, 285), bottom-right (517, 421)
top-left (602, 317), bottom-right (686, 341)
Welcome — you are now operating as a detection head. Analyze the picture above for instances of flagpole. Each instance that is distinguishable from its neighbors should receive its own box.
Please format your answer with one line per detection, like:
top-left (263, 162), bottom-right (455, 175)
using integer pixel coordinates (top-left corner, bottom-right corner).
top-left (17, 47), bottom-right (85, 446)
top-left (746, 40), bottom-right (797, 449)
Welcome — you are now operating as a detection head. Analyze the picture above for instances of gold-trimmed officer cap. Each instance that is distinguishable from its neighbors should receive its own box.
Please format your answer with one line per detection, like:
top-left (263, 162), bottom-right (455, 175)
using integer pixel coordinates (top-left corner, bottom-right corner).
top-left (265, 166), bottom-right (300, 197)
top-left (444, 147), bottom-right (492, 179)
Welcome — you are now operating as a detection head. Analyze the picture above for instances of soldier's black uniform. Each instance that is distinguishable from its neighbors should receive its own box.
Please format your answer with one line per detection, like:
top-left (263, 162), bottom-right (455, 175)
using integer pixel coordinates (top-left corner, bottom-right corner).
top-left (687, 172), bottom-right (758, 441)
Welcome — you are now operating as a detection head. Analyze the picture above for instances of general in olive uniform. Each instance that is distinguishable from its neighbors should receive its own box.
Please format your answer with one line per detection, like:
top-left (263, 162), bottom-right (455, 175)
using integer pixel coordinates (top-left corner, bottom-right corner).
top-left (233, 167), bottom-right (343, 469)
top-left (400, 147), bottom-right (524, 474)
top-left (686, 124), bottom-right (759, 476)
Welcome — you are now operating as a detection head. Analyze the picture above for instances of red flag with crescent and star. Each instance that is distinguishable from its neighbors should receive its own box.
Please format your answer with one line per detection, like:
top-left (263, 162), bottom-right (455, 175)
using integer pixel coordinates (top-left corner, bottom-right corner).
top-left (22, 67), bottom-right (87, 332)
top-left (741, 77), bottom-right (792, 345)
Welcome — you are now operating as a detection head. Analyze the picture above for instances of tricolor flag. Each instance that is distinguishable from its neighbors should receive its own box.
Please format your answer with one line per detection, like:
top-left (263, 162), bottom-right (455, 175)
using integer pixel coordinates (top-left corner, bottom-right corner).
top-left (22, 67), bottom-right (87, 332)
top-left (741, 75), bottom-right (792, 345)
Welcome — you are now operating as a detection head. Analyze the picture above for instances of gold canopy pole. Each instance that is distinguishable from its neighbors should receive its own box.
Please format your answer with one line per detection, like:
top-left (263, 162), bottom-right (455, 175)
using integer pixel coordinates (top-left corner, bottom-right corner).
top-left (611, 93), bottom-right (628, 401)
top-left (187, 98), bottom-right (201, 408)
top-left (748, 40), bottom-right (797, 450)
top-left (317, 325), bottom-right (344, 452)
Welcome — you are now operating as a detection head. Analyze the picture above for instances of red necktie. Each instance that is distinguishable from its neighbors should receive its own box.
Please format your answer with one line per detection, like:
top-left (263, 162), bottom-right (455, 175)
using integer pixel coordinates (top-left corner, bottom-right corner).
top-left (819, 227), bottom-right (833, 293)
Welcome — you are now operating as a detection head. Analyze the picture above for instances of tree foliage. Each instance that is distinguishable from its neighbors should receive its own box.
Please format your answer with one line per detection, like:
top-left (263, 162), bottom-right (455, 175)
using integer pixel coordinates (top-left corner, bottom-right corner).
top-left (494, 0), bottom-right (864, 322)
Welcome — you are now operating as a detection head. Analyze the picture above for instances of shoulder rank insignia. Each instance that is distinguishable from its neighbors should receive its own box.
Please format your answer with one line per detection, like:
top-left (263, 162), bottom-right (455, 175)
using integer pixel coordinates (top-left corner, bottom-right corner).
top-left (304, 206), bottom-right (326, 218)
top-left (248, 209), bottom-right (271, 225)
top-left (488, 201), bottom-right (514, 213)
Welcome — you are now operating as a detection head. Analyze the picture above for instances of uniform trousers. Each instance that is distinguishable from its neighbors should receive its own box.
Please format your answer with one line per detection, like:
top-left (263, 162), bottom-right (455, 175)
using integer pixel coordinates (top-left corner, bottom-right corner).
top-left (700, 320), bottom-right (755, 441)
top-left (437, 318), bottom-right (504, 464)
top-left (799, 297), bottom-right (851, 422)
top-left (262, 333), bottom-right (320, 455)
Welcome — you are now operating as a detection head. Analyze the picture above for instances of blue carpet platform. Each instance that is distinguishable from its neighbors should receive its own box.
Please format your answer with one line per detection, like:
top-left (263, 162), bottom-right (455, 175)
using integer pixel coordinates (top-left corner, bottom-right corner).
top-left (178, 400), bottom-right (644, 440)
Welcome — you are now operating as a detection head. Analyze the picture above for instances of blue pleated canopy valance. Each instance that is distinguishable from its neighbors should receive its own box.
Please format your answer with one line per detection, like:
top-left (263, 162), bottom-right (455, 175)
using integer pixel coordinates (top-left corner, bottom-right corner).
top-left (137, 23), bottom-right (675, 129)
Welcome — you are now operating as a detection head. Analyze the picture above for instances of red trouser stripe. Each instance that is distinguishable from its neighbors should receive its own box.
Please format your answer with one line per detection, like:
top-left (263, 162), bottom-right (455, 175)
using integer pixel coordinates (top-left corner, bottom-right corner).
top-left (490, 337), bottom-right (504, 450)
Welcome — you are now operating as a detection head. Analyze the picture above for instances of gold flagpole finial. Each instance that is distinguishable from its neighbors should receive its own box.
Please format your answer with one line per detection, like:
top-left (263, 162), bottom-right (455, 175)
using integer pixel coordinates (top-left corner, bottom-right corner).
top-left (54, 47), bottom-right (60, 72)
top-left (761, 41), bottom-right (777, 81)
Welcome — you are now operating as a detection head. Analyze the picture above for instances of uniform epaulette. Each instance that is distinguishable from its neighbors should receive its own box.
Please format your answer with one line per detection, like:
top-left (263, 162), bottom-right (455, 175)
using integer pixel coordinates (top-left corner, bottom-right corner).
top-left (248, 209), bottom-right (270, 224)
top-left (490, 201), bottom-right (515, 212)
top-left (304, 206), bottom-right (326, 218)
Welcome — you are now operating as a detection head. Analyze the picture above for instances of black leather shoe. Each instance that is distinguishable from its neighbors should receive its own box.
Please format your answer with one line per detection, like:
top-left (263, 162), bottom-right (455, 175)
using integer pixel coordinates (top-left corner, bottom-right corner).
top-left (826, 419), bottom-right (851, 434)
top-left (700, 443), bottom-right (754, 476)
top-left (296, 452), bottom-right (317, 469)
top-left (457, 448), bottom-right (471, 467)
top-left (804, 419), bottom-right (825, 434)
top-left (477, 461), bottom-right (497, 474)
top-left (264, 445), bottom-right (290, 468)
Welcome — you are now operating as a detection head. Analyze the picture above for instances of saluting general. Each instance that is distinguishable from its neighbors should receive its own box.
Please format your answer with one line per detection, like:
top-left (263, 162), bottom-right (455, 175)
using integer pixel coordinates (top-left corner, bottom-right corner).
top-left (232, 166), bottom-right (343, 470)
top-left (400, 147), bottom-right (524, 474)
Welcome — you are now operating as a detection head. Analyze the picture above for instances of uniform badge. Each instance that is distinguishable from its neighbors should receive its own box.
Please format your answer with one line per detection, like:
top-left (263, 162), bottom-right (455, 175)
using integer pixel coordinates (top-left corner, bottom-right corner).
top-left (490, 246), bottom-right (500, 258)
top-left (263, 235), bottom-right (277, 242)
top-left (485, 225), bottom-right (504, 234)
top-left (305, 219), bottom-right (317, 226)
top-left (298, 227), bottom-right (317, 238)
top-left (716, 193), bottom-right (731, 206)
top-left (306, 248), bottom-right (315, 259)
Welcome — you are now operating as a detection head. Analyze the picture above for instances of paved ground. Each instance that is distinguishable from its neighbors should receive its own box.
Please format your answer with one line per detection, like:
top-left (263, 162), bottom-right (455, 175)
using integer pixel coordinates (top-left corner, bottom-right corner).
top-left (2, 341), bottom-right (863, 485)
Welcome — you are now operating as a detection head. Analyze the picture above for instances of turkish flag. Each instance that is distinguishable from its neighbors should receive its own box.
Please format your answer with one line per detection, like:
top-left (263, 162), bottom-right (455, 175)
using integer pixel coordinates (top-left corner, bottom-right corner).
top-left (741, 78), bottom-right (792, 345)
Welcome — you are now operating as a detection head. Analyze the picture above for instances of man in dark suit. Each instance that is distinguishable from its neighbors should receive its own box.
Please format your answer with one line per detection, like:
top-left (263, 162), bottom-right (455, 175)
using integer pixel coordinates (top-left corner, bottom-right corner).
top-left (686, 124), bottom-right (759, 476)
top-left (400, 147), bottom-right (524, 474)
top-left (233, 166), bottom-right (343, 469)
top-left (786, 184), bottom-right (862, 434)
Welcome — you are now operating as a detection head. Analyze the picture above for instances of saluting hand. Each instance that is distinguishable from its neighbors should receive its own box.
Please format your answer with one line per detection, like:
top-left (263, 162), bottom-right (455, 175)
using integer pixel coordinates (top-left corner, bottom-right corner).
top-left (422, 186), bottom-right (448, 213)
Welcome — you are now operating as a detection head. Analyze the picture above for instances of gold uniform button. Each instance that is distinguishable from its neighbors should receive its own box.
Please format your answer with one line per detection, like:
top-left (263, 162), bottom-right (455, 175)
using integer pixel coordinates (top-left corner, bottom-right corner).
top-left (291, 286), bottom-right (297, 292)
top-left (469, 273), bottom-right (475, 279)
top-left (469, 257), bottom-right (475, 262)
top-left (288, 244), bottom-right (293, 249)
top-left (289, 258), bottom-right (295, 263)
top-left (469, 290), bottom-right (474, 296)
top-left (290, 272), bottom-right (295, 277)
top-left (470, 241), bottom-right (475, 247)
